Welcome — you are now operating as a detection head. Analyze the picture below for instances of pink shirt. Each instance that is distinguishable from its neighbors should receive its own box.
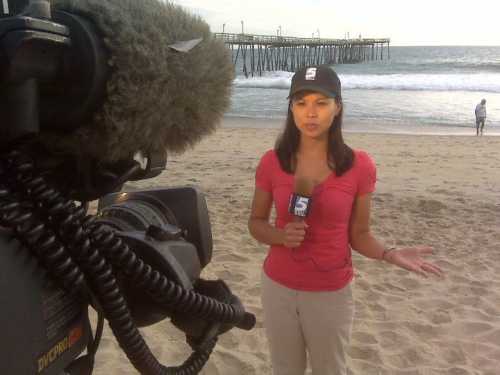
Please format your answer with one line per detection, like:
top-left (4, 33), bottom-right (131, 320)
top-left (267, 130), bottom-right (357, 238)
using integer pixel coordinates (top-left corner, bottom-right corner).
top-left (255, 149), bottom-right (376, 291)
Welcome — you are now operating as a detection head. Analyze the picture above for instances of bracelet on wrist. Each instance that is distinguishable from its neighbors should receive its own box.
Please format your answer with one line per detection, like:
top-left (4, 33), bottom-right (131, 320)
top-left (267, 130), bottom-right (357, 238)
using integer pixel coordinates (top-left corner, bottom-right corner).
top-left (381, 247), bottom-right (396, 261)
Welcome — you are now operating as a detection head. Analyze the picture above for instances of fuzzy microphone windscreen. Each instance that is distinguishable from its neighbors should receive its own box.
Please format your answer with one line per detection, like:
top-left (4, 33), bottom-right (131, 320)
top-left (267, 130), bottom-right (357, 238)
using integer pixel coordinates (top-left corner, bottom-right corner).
top-left (46, 0), bottom-right (234, 162)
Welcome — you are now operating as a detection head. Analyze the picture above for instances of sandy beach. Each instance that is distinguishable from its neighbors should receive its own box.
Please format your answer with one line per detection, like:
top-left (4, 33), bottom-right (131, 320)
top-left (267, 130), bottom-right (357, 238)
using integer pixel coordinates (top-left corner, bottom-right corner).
top-left (91, 117), bottom-right (500, 375)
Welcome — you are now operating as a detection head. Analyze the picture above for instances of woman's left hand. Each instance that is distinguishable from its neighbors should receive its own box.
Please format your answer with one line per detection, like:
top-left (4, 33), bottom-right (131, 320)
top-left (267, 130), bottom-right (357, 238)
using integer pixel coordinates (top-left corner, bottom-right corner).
top-left (384, 246), bottom-right (444, 278)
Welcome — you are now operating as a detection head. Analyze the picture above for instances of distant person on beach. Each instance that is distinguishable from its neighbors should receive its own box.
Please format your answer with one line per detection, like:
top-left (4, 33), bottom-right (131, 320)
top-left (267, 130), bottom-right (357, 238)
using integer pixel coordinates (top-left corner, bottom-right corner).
top-left (248, 65), bottom-right (444, 375)
top-left (475, 99), bottom-right (487, 136)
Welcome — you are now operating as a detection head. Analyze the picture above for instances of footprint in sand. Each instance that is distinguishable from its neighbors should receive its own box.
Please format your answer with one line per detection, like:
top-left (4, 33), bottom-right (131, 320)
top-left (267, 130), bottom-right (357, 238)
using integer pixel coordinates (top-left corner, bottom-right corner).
top-left (404, 322), bottom-right (443, 341)
top-left (415, 298), bottom-right (455, 310)
top-left (211, 349), bottom-right (259, 374)
top-left (216, 253), bottom-right (249, 263)
top-left (351, 331), bottom-right (378, 344)
top-left (215, 269), bottom-right (246, 283)
top-left (457, 321), bottom-right (494, 337)
top-left (438, 345), bottom-right (468, 366)
top-left (347, 345), bottom-right (383, 364)
top-left (246, 286), bottom-right (261, 297)
top-left (428, 310), bottom-right (453, 324)
top-left (399, 277), bottom-right (422, 289)
top-left (379, 330), bottom-right (412, 350)
top-left (217, 331), bottom-right (240, 351)
top-left (441, 366), bottom-right (471, 375)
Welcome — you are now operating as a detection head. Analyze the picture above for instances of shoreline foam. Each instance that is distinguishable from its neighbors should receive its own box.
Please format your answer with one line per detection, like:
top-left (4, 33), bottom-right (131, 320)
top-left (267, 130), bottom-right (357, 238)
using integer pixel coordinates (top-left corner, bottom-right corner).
top-left (223, 115), bottom-right (500, 136)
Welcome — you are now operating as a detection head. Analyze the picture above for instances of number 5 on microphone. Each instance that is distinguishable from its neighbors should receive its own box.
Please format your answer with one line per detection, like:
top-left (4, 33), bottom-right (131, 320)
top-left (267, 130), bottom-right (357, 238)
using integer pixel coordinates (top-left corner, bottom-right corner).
top-left (288, 194), bottom-right (312, 218)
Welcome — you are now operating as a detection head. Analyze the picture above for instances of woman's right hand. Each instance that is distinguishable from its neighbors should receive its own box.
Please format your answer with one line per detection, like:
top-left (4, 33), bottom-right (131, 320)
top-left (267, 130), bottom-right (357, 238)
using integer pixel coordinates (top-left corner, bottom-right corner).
top-left (282, 220), bottom-right (308, 248)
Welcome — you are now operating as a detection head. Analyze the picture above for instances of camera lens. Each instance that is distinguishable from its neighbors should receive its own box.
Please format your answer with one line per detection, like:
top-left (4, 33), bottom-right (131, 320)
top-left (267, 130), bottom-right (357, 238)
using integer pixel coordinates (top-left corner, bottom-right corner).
top-left (97, 193), bottom-right (178, 233)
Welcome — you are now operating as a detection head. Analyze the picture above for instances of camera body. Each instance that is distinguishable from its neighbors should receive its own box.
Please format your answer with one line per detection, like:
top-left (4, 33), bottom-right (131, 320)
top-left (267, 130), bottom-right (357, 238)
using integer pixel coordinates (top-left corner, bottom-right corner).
top-left (0, 229), bottom-right (91, 375)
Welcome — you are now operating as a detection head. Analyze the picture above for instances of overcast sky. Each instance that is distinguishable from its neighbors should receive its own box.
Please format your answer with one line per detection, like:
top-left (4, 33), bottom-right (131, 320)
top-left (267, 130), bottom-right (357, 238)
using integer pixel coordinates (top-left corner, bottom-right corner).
top-left (171, 0), bottom-right (500, 46)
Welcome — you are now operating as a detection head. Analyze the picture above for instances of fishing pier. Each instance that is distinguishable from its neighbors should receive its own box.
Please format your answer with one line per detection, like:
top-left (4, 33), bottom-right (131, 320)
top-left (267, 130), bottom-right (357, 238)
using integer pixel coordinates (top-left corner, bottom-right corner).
top-left (214, 33), bottom-right (390, 77)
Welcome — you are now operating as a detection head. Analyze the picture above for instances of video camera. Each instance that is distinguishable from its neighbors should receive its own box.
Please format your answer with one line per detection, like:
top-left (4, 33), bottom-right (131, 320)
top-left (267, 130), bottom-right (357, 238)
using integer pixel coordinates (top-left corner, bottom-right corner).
top-left (0, 1), bottom-right (254, 374)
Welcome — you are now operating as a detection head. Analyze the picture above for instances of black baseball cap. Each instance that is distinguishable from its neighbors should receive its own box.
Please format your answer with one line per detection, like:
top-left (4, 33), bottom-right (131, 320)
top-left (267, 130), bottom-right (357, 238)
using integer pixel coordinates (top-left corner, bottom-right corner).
top-left (288, 65), bottom-right (341, 99)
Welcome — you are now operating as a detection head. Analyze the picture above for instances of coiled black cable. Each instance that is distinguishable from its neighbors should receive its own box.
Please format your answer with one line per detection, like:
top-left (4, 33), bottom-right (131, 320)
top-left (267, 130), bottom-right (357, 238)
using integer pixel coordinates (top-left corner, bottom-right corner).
top-left (1, 149), bottom-right (247, 374)
top-left (0, 172), bottom-right (85, 292)
top-left (9, 150), bottom-right (252, 328)
top-left (88, 226), bottom-right (251, 328)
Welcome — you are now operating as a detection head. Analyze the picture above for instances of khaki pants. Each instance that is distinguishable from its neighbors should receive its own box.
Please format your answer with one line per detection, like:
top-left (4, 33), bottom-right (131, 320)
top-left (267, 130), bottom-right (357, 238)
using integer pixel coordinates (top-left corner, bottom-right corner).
top-left (261, 272), bottom-right (354, 375)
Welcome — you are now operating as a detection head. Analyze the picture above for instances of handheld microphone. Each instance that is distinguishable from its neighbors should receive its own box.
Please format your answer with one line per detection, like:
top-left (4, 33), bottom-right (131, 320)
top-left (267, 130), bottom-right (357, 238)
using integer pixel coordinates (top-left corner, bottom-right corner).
top-left (288, 177), bottom-right (314, 220)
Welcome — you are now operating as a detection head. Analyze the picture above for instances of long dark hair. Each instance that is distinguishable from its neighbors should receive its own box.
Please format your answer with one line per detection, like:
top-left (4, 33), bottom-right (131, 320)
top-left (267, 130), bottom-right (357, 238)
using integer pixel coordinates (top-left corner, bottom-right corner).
top-left (275, 93), bottom-right (354, 176)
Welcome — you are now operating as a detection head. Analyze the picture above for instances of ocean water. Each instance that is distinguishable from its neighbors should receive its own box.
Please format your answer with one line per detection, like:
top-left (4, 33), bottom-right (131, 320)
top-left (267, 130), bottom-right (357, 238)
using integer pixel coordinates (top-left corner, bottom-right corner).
top-left (227, 46), bottom-right (500, 134)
